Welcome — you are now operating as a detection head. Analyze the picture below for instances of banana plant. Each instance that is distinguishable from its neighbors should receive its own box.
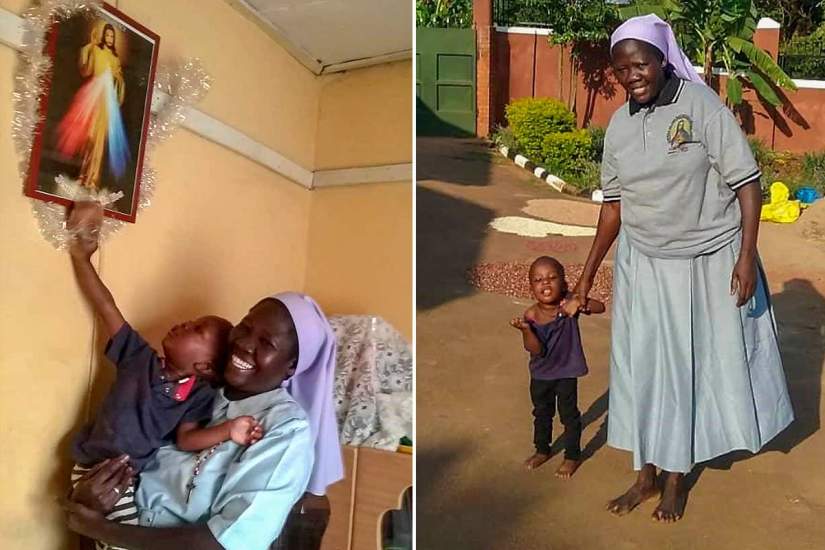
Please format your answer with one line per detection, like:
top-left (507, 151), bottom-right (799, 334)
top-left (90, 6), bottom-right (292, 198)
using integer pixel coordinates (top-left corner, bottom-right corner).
top-left (618, 0), bottom-right (798, 106)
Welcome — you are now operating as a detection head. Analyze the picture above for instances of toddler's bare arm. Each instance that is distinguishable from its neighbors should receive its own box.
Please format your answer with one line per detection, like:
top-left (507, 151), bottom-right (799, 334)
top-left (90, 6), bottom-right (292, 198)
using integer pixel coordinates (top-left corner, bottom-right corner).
top-left (176, 417), bottom-right (263, 451)
top-left (67, 202), bottom-right (125, 338)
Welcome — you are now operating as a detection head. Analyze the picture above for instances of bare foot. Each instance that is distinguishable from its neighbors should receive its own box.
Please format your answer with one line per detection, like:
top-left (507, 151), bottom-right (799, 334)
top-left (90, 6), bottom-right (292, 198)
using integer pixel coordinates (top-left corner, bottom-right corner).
top-left (554, 459), bottom-right (580, 479)
top-left (652, 473), bottom-right (686, 523)
top-left (606, 466), bottom-right (660, 516)
top-left (524, 452), bottom-right (551, 470)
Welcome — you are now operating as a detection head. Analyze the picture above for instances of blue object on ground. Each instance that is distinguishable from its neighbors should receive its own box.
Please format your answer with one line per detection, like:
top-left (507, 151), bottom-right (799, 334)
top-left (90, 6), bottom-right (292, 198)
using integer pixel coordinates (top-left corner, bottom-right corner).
top-left (795, 187), bottom-right (822, 204)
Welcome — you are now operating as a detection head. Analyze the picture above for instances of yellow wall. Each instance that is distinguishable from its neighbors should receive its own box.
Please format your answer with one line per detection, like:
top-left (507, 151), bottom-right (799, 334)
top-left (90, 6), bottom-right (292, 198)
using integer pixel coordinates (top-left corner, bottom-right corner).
top-left (305, 182), bottom-right (413, 339)
top-left (314, 61), bottom-right (412, 170)
top-left (0, 43), bottom-right (98, 546)
top-left (306, 61), bottom-right (413, 339)
top-left (117, 0), bottom-right (321, 168)
top-left (0, 2), bottom-right (410, 549)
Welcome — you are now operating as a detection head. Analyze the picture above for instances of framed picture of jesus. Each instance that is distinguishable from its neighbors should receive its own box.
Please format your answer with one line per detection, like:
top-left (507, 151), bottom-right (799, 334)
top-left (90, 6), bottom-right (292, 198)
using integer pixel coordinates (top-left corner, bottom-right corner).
top-left (24, 2), bottom-right (160, 223)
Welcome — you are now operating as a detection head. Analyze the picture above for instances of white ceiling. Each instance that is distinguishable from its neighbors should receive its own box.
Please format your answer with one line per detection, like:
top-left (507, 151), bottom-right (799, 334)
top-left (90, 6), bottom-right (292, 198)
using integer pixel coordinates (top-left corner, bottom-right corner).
top-left (227, 0), bottom-right (412, 75)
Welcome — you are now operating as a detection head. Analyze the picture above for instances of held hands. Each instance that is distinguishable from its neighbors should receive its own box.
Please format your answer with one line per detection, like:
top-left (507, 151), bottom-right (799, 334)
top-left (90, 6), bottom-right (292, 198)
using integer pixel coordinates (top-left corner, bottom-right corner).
top-left (567, 281), bottom-right (593, 316)
top-left (67, 201), bottom-right (104, 259)
top-left (229, 415), bottom-right (264, 445)
top-left (561, 296), bottom-right (584, 317)
top-left (731, 252), bottom-right (757, 307)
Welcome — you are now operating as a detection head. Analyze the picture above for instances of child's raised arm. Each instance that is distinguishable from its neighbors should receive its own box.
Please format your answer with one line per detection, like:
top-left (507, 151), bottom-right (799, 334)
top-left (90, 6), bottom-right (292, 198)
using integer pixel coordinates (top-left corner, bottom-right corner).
top-left (510, 309), bottom-right (542, 355)
top-left (176, 417), bottom-right (264, 452)
top-left (67, 202), bottom-right (125, 338)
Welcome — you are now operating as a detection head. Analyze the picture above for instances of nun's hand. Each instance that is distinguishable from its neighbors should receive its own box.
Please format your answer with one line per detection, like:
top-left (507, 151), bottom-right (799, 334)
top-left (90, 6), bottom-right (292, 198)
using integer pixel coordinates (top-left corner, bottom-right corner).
top-left (62, 498), bottom-right (106, 539)
top-left (731, 252), bottom-right (757, 307)
top-left (572, 280), bottom-right (591, 310)
top-left (69, 455), bottom-right (134, 514)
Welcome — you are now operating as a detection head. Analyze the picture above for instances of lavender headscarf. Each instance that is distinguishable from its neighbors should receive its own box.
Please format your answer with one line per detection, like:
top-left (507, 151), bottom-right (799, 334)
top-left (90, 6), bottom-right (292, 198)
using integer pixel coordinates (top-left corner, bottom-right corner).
top-left (274, 292), bottom-right (343, 496)
top-left (610, 14), bottom-right (705, 85)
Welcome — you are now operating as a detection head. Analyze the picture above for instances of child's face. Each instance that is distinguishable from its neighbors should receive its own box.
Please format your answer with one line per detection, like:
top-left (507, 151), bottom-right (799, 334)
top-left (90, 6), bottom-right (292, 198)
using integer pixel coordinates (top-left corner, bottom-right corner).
top-left (161, 316), bottom-right (228, 381)
top-left (530, 262), bottom-right (565, 304)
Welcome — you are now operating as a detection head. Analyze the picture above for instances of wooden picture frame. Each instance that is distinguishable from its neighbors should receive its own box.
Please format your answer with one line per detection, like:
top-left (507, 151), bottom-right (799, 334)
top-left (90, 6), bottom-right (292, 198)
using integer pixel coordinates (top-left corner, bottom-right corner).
top-left (24, 2), bottom-right (160, 223)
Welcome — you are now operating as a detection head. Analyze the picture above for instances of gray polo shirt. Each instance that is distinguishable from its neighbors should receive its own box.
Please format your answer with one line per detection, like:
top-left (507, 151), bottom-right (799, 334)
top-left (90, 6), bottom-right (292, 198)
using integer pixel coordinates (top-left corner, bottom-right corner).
top-left (601, 77), bottom-right (761, 259)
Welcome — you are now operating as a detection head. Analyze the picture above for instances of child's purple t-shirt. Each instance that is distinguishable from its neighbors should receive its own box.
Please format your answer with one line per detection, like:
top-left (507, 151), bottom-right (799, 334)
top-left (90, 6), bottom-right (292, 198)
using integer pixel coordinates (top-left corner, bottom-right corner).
top-left (71, 323), bottom-right (216, 471)
top-left (528, 314), bottom-right (589, 380)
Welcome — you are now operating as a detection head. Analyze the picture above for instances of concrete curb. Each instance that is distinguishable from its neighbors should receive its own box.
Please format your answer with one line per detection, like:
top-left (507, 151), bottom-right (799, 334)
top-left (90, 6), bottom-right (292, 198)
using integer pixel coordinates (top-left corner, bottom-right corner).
top-left (496, 145), bottom-right (583, 197)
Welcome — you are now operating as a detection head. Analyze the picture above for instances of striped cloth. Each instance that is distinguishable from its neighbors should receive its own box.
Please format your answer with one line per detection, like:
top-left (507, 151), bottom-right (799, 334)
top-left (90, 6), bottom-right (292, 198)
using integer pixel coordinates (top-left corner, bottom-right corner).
top-left (71, 464), bottom-right (138, 550)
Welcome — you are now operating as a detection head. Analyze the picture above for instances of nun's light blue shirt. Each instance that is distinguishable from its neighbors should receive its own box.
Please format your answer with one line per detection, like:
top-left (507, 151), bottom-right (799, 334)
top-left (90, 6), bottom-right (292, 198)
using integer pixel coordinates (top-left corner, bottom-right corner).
top-left (135, 387), bottom-right (314, 550)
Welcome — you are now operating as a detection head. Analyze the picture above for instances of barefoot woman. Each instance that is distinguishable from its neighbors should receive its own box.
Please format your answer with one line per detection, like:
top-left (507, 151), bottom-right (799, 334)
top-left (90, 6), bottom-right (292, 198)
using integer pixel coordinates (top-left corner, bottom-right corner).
top-left (572, 15), bottom-right (794, 522)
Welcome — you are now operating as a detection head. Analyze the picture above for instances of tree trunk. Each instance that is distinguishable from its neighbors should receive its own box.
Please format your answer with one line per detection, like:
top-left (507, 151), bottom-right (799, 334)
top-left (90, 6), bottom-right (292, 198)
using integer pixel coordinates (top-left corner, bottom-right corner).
top-left (569, 54), bottom-right (578, 114)
top-left (704, 44), bottom-right (714, 87)
top-left (558, 46), bottom-right (564, 104)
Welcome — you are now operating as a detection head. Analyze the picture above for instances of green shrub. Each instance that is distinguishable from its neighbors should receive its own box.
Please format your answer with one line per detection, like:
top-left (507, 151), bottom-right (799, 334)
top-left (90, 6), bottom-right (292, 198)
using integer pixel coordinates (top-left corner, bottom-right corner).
top-left (491, 125), bottom-right (518, 151)
top-left (586, 126), bottom-right (606, 162)
top-left (749, 137), bottom-right (776, 167)
top-left (749, 138), bottom-right (779, 187)
top-left (561, 160), bottom-right (602, 194)
top-left (747, 138), bottom-right (825, 198)
top-left (506, 98), bottom-right (576, 160)
top-left (541, 130), bottom-right (594, 176)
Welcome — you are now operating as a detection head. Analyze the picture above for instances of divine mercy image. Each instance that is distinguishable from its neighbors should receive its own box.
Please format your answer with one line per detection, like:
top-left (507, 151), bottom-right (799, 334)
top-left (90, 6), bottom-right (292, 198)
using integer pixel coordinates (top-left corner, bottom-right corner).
top-left (26, 4), bottom-right (159, 222)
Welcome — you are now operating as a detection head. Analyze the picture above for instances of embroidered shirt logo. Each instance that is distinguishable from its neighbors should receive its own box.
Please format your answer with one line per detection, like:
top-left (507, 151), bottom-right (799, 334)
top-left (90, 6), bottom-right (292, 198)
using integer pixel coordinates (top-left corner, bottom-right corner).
top-left (667, 115), bottom-right (694, 152)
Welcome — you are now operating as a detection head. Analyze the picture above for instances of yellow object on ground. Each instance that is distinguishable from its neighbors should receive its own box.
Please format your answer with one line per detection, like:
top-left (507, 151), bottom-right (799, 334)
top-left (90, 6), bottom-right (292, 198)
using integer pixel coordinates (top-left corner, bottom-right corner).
top-left (760, 182), bottom-right (801, 223)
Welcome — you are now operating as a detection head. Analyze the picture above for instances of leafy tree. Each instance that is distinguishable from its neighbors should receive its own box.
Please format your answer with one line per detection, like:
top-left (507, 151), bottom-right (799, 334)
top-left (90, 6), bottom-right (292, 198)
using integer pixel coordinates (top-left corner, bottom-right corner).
top-left (754, 0), bottom-right (824, 41)
top-left (541, 1), bottom-right (621, 112)
top-left (667, 0), bottom-right (797, 106)
top-left (416, 0), bottom-right (473, 28)
top-left (618, 1), bottom-right (797, 107)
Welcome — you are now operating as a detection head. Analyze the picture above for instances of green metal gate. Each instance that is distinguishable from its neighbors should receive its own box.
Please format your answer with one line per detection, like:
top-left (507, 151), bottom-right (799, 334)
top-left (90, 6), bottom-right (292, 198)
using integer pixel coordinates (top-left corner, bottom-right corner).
top-left (416, 28), bottom-right (476, 136)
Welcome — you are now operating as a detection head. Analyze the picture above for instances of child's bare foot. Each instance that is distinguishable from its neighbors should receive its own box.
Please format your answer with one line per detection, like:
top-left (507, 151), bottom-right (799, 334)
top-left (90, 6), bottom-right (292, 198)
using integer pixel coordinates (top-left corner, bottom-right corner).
top-left (606, 465), bottom-right (659, 516)
top-left (554, 459), bottom-right (580, 479)
top-left (524, 452), bottom-right (550, 470)
top-left (652, 472), bottom-right (686, 523)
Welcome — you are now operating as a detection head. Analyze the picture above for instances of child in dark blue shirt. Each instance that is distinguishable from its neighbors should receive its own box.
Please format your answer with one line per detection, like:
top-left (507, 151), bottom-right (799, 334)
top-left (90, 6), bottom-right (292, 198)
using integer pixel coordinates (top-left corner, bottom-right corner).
top-left (511, 256), bottom-right (604, 478)
top-left (67, 203), bottom-right (263, 483)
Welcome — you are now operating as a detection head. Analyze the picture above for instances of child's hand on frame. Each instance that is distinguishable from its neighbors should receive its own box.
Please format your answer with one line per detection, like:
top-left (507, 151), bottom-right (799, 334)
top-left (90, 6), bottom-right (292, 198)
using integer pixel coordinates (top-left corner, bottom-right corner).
top-left (69, 228), bottom-right (99, 259)
top-left (510, 317), bottom-right (530, 331)
top-left (228, 415), bottom-right (264, 446)
top-left (67, 201), bottom-right (103, 259)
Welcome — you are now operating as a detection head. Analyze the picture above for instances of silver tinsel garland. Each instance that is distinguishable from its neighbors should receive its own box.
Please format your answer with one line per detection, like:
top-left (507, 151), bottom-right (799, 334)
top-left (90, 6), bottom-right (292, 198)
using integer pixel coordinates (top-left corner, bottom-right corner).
top-left (12, 0), bottom-right (212, 249)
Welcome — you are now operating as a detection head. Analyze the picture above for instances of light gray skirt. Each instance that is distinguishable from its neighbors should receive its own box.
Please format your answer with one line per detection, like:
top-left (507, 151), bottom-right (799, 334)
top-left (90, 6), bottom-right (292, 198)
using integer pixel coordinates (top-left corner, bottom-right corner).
top-left (607, 231), bottom-right (794, 472)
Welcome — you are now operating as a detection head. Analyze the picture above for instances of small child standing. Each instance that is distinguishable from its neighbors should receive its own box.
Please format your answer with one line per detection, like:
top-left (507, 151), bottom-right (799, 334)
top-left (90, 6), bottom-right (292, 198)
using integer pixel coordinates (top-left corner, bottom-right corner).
top-left (66, 202), bottom-right (264, 524)
top-left (511, 256), bottom-right (604, 479)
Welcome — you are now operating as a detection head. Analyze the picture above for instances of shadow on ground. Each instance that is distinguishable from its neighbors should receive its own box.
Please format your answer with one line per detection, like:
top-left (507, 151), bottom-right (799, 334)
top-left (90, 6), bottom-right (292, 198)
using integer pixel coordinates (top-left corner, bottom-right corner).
top-left (416, 138), bottom-right (497, 187)
top-left (547, 391), bottom-right (609, 462)
top-left (417, 439), bottom-right (537, 549)
top-left (416, 186), bottom-right (494, 311)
